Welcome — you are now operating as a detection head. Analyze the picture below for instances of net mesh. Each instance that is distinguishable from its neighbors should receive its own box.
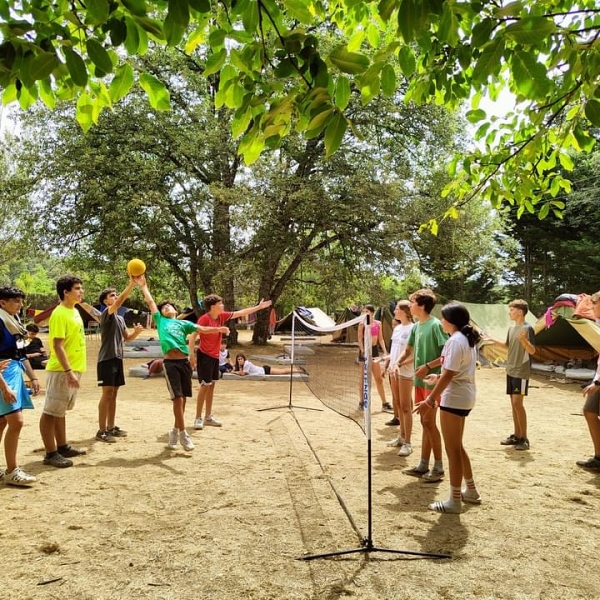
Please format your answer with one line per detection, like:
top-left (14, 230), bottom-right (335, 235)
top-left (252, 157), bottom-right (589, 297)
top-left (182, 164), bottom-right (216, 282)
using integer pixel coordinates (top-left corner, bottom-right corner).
top-left (287, 310), bottom-right (372, 433)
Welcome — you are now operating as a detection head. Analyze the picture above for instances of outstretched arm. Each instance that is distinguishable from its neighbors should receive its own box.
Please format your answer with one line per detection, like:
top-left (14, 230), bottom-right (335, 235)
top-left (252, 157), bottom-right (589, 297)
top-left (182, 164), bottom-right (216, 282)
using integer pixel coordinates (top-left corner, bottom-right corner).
top-left (135, 275), bottom-right (157, 314)
top-left (108, 277), bottom-right (137, 315)
top-left (231, 298), bottom-right (272, 319)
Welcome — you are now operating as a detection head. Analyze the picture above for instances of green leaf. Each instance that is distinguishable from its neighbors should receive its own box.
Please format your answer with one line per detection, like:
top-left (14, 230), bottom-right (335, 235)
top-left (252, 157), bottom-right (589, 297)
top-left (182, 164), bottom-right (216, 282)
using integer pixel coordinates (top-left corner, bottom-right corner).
top-left (2, 84), bottom-right (17, 105)
top-left (165, 0), bottom-right (189, 44)
top-left (64, 48), bottom-right (88, 87)
top-left (307, 107), bottom-right (333, 134)
top-left (329, 47), bottom-right (370, 75)
top-left (86, 39), bottom-right (114, 74)
top-left (125, 17), bottom-right (141, 54)
top-left (18, 84), bottom-right (38, 110)
top-left (242, 0), bottom-right (259, 33)
top-left (133, 16), bottom-right (165, 41)
top-left (438, 2), bottom-right (459, 46)
top-left (85, 0), bottom-right (110, 25)
top-left (204, 48), bottom-right (226, 77)
top-left (122, 0), bottom-right (147, 17)
top-left (397, 0), bottom-right (430, 44)
top-left (511, 51), bottom-right (551, 99)
top-left (378, 0), bottom-right (399, 23)
top-left (324, 112), bottom-right (346, 157)
top-left (76, 92), bottom-right (95, 132)
top-left (189, 0), bottom-right (211, 11)
top-left (397, 45), bottom-right (415, 77)
top-left (380, 63), bottom-right (396, 96)
top-left (472, 39), bottom-right (504, 84)
top-left (465, 108), bottom-right (486, 124)
top-left (584, 99), bottom-right (600, 126)
top-left (139, 72), bottom-right (170, 110)
top-left (335, 76), bottom-right (351, 109)
top-left (558, 152), bottom-right (574, 171)
top-left (29, 52), bottom-right (59, 81)
top-left (282, 0), bottom-right (313, 23)
top-left (109, 63), bottom-right (134, 103)
top-left (38, 78), bottom-right (55, 109)
top-left (538, 203), bottom-right (549, 220)
top-left (504, 17), bottom-right (557, 45)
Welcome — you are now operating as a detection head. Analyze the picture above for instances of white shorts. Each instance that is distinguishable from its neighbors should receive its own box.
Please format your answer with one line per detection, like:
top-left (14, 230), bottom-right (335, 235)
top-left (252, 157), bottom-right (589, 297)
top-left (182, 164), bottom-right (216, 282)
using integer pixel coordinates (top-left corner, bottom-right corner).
top-left (43, 371), bottom-right (82, 417)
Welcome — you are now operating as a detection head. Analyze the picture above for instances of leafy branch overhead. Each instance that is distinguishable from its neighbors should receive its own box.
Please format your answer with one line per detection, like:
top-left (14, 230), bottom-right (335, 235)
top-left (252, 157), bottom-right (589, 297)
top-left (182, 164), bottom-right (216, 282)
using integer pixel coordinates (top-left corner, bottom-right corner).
top-left (1, 0), bottom-right (599, 214)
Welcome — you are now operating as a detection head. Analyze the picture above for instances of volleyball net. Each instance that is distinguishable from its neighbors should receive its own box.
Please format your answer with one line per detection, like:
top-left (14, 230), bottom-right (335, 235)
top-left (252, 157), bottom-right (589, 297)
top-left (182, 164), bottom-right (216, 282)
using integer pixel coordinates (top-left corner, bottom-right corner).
top-left (287, 309), bottom-right (373, 433)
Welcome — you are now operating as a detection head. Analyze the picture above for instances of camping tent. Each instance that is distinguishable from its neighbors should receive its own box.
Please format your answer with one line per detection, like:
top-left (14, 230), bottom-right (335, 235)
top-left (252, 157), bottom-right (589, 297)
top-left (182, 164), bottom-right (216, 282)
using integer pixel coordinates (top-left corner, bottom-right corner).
top-left (331, 306), bottom-right (394, 348)
top-left (432, 302), bottom-right (538, 363)
top-left (34, 301), bottom-right (102, 328)
top-left (275, 307), bottom-right (335, 334)
top-left (532, 305), bottom-right (600, 364)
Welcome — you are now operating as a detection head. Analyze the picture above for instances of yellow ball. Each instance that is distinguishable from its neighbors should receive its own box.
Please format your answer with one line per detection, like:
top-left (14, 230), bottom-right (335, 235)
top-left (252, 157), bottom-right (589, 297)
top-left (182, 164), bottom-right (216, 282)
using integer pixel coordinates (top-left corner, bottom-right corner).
top-left (127, 258), bottom-right (146, 277)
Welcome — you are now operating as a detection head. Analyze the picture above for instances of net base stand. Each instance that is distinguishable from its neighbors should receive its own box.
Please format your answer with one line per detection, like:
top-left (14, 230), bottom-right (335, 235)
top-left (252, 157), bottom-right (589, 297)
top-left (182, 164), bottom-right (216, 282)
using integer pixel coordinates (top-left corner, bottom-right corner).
top-left (298, 537), bottom-right (451, 561)
top-left (257, 403), bottom-right (322, 412)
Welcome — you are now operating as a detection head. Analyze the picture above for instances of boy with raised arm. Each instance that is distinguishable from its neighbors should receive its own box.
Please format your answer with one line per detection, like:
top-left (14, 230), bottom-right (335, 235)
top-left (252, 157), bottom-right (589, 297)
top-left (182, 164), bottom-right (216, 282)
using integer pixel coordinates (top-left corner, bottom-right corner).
top-left (96, 278), bottom-right (144, 443)
top-left (136, 276), bottom-right (229, 451)
top-left (189, 294), bottom-right (272, 430)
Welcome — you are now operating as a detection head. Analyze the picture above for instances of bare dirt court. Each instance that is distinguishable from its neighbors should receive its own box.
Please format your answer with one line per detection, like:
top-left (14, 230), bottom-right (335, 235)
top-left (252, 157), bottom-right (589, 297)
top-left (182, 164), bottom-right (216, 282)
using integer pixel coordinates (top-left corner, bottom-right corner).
top-left (3, 330), bottom-right (600, 600)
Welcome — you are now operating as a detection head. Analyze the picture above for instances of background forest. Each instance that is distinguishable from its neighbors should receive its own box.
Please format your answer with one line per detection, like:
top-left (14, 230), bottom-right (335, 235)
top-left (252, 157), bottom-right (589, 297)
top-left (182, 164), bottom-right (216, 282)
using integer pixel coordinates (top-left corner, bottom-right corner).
top-left (1, 43), bottom-right (599, 342)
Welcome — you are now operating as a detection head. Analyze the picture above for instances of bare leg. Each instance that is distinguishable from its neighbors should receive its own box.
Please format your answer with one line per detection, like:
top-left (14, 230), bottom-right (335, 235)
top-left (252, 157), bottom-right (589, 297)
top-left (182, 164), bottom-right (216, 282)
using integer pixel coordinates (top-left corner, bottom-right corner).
top-left (583, 410), bottom-right (600, 455)
top-left (172, 397), bottom-right (186, 430)
top-left (98, 386), bottom-right (118, 430)
top-left (510, 393), bottom-right (527, 438)
top-left (398, 377), bottom-right (413, 444)
top-left (3, 411), bottom-right (24, 472)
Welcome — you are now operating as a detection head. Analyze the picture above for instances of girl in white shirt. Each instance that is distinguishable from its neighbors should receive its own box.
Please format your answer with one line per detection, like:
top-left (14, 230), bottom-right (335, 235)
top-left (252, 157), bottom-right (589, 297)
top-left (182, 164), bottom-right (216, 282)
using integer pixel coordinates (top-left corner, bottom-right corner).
top-left (386, 301), bottom-right (415, 456)
top-left (421, 303), bottom-right (481, 514)
top-left (233, 354), bottom-right (305, 376)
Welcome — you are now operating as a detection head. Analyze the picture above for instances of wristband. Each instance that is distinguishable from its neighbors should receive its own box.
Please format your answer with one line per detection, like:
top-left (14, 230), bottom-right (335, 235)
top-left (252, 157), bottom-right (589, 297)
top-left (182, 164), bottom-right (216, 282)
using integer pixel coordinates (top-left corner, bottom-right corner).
top-left (594, 380), bottom-right (600, 386)
top-left (425, 363), bottom-right (431, 372)
top-left (31, 378), bottom-right (39, 381)
top-left (64, 369), bottom-right (72, 373)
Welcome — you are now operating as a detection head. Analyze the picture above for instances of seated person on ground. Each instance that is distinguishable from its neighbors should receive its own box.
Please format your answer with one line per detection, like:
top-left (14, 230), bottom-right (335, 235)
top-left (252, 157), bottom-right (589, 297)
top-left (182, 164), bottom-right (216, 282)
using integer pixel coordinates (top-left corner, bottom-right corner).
top-left (233, 353), bottom-right (306, 376)
top-left (25, 324), bottom-right (47, 370)
top-left (219, 339), bottom-right (233, 378)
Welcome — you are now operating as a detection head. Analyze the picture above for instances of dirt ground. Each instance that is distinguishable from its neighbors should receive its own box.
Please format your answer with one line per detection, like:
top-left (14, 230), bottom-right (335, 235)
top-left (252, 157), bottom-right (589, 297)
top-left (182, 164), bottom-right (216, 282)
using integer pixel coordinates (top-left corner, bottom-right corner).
top-left (3, 329), bottom-right (600, 600)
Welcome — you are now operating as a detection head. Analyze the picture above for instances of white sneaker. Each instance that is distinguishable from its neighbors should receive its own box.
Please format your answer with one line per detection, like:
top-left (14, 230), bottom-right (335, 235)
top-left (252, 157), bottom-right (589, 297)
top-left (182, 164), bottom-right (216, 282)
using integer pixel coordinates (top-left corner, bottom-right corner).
top-left (167, 428), bottom-right (178, 449)
top-left (194, 418), bottom-right (204, 430)
top-left (6, 467), bottom-right (36, 487)
top-left (179, 430), bottom-right (195, 451)
top-left (397, 443), bottom-right (413, 457)
top-left (386, 435), bottom-right (405, 447)
top-left (204, 414), bottom-right (222, 427)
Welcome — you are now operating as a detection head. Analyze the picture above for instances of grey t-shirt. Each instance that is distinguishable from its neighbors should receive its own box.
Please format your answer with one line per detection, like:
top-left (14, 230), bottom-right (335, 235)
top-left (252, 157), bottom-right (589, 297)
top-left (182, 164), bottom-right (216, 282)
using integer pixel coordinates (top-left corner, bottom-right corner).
top-left (505, 323), bottom-right (535, 379)
top-left (98, 309), bottom-right (126, 362)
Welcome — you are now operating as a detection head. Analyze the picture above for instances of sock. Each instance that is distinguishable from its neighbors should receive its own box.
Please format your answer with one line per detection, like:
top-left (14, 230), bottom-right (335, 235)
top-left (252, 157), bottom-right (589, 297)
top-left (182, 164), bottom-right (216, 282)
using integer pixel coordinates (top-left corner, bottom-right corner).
top-left (57, 444), bottom-right (70, 453)
top-left (45, 450), bottom-right (59, 459)
top-left (433, 459), bottom-right (444, 472)
top-left (417, 459), bottom-right (429, 471)
top-left (450, 485), bottom-right (461, 504)
top-left (464, 478), bottom-right (476, 491)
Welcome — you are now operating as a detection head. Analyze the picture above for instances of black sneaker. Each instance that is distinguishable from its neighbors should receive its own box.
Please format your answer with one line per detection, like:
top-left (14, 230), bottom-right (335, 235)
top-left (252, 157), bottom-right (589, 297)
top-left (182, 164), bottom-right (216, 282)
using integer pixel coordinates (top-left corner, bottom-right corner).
top-left (109, 426), bottom-right (128, 437)
top-left (385, 416), bottom-right (400, 426)
top-left (514, 438), bottom-right (530, 451)
top-left (96, 430), bottom-right (117, 443)
top-left (58, 445), bottom-right (87, 458)
top-left (43, 453), bottom-right (73, 468)
top-left (576, 457), bottom-right (600, 470)
top-left (500, 434), bottom-right (518, 446)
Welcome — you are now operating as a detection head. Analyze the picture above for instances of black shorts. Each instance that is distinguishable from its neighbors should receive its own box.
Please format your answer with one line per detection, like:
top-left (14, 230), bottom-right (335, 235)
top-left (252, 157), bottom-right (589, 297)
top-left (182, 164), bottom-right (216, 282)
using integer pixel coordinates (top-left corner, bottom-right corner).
top-left (506, 375), bottom-right (529, 396)
top-left (263, 365), bottom-right (271, 375)
top-left (440, 406), bottom-right (471, 417)
top-left (97, 357), bottom-right (125, 387)
top-left (197, 350), bottom-right (219, 385)
top-left (358, 346), bottom-right (379, 362)
top-left (164, 359), bottom-right (193, 399)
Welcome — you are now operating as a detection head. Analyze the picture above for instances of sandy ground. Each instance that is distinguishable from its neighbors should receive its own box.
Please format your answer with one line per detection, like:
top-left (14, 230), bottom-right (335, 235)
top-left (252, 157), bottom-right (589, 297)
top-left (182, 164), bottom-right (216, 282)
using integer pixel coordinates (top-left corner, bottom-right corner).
top-left (2, 330), bottom-right (600, 600)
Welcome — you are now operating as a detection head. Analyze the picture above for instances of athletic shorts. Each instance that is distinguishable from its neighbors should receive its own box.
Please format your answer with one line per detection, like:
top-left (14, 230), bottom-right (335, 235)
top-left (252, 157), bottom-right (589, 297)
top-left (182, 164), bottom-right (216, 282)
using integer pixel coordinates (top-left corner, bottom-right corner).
top-left (583, 388), bottom-right (600, 414)
top-left (440, 406), bottom-right (471, 417)
top-left (97, 357), bottom-right (125, 387)
top-left (163, 359), bottom-right (192, 399)
top-left (358, 346), bottom-right (379, 362)
top-left (43, 371), bottom-right (82, 417)
top-left (506, 375), bottom-right (529, 396)
top-left (197, 350), bottom-right (219, 386)
top-left (414, 386), bottom-right (432, 405)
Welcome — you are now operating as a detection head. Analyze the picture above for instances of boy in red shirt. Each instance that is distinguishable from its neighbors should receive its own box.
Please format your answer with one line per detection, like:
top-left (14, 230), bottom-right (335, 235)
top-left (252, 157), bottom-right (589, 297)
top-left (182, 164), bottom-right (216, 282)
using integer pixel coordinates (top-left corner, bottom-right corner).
top-left (189, 295), bottom-right (272, 429)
